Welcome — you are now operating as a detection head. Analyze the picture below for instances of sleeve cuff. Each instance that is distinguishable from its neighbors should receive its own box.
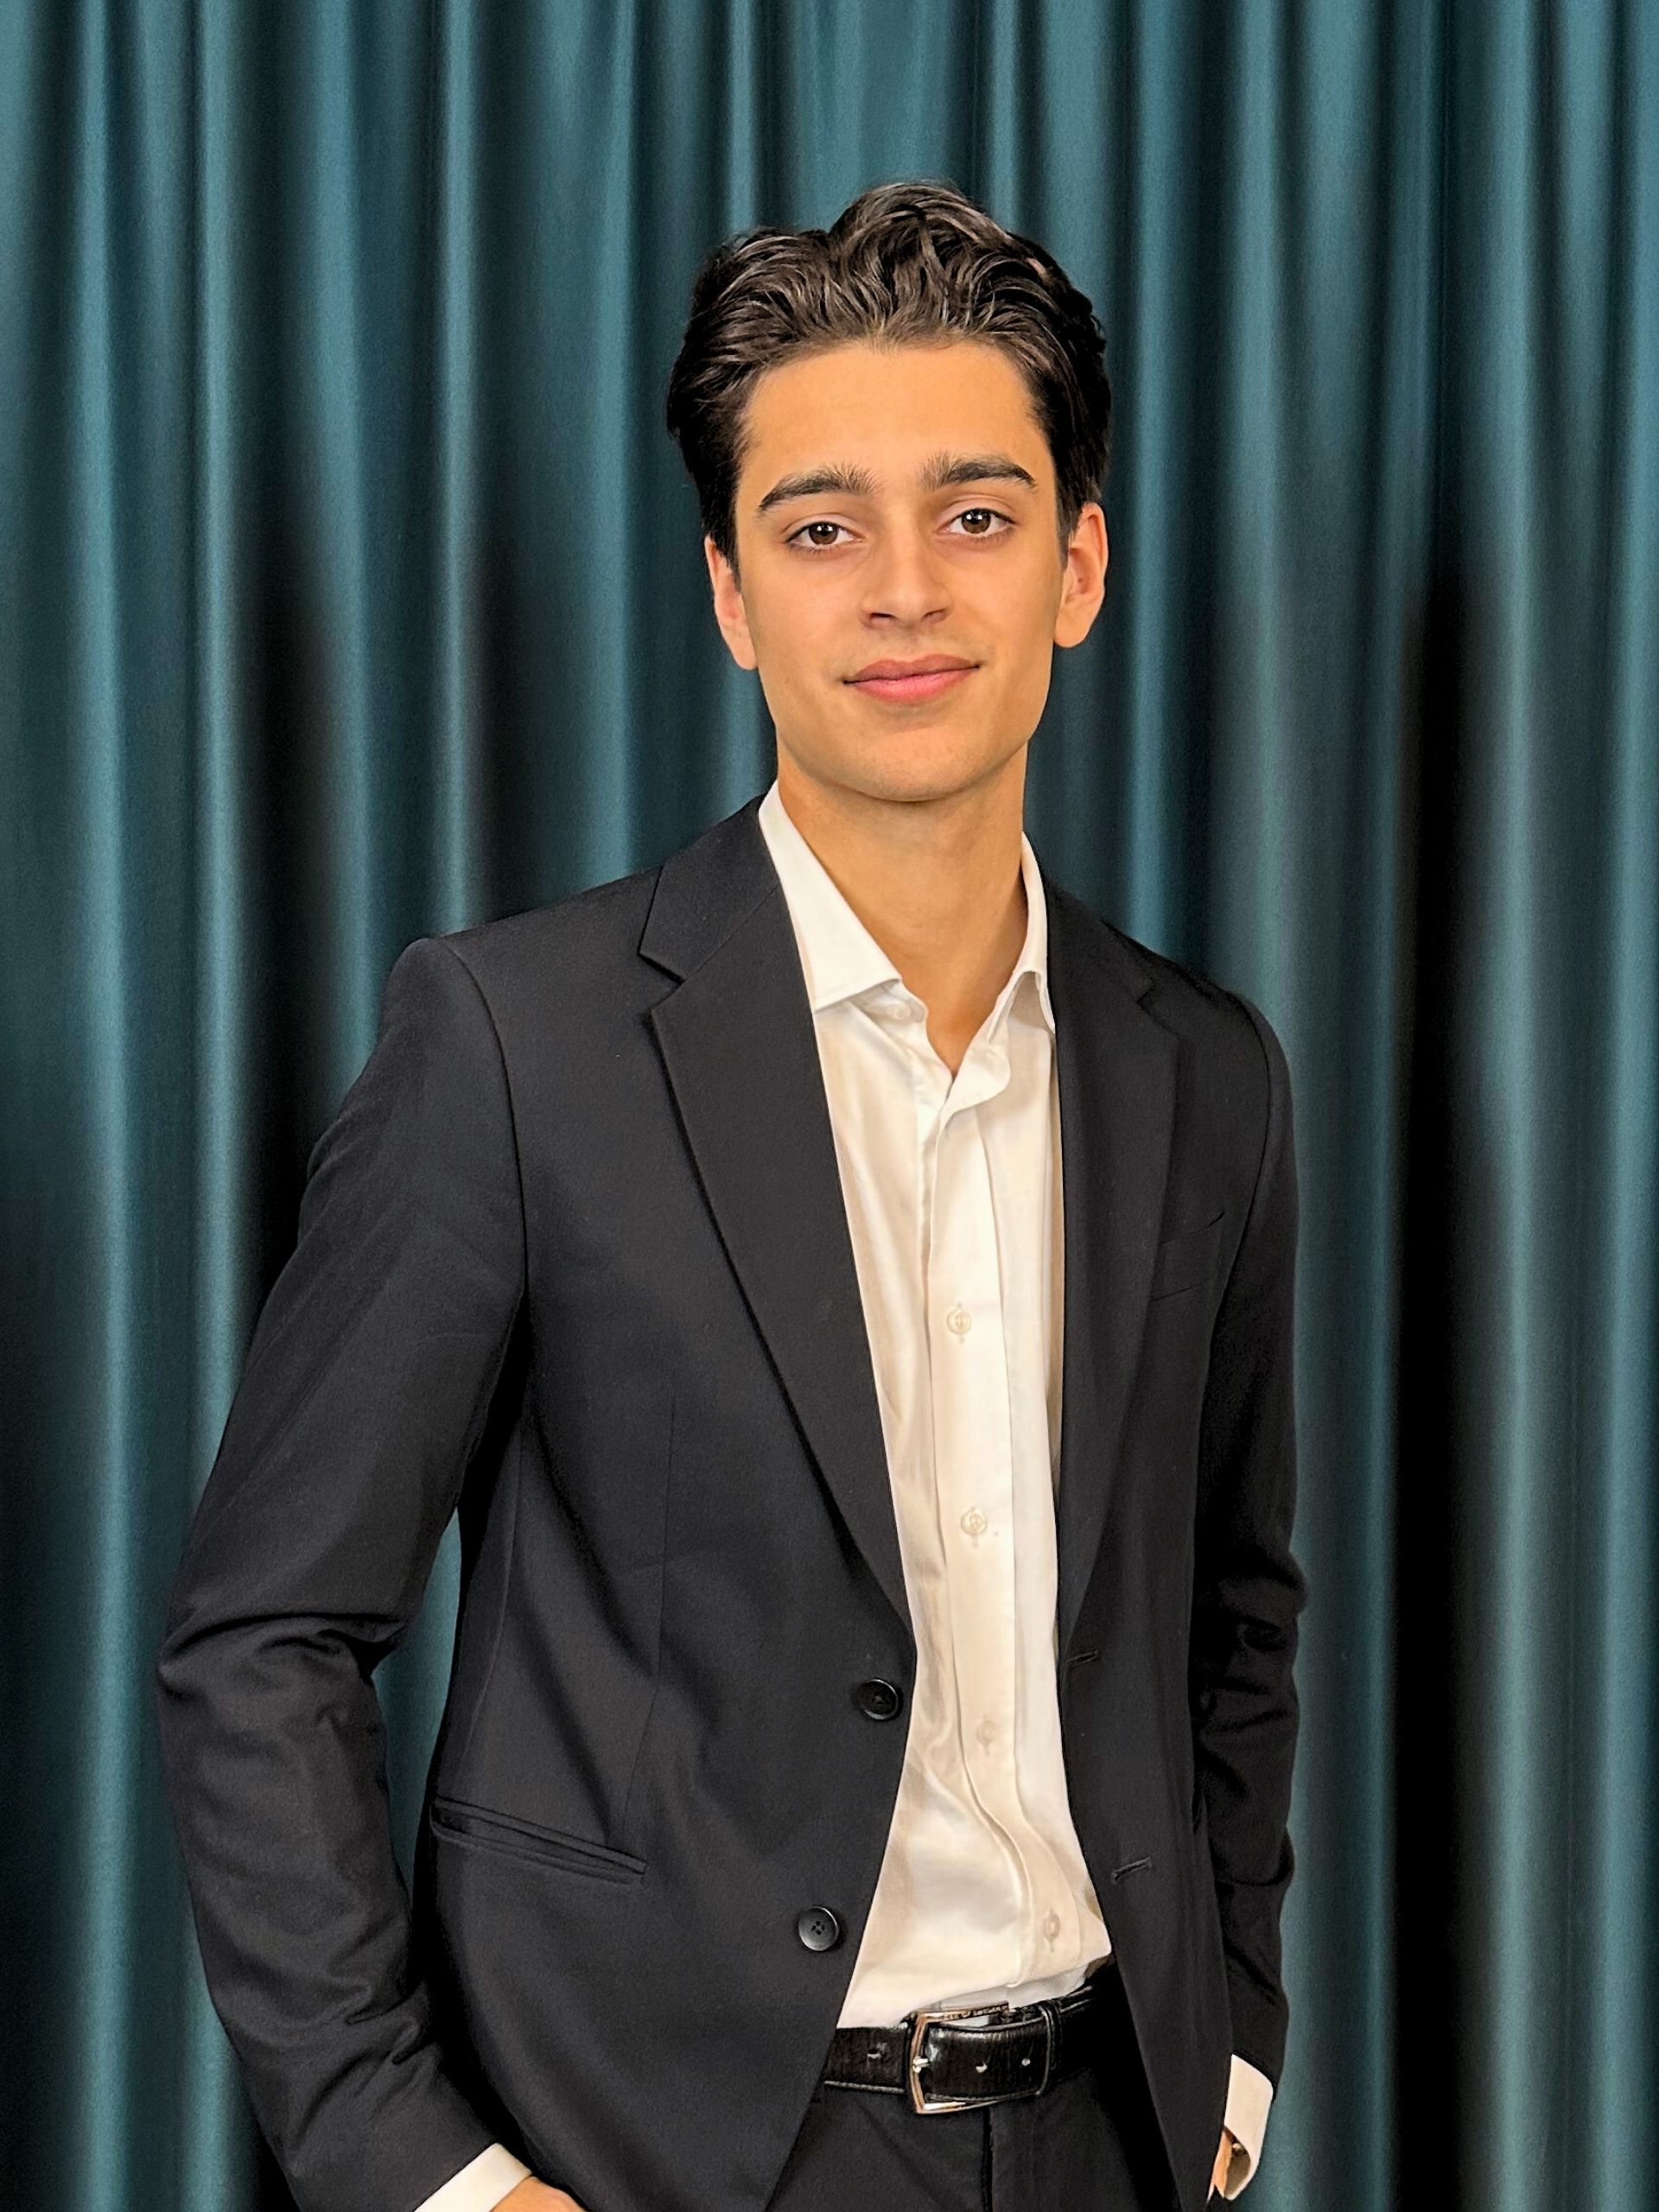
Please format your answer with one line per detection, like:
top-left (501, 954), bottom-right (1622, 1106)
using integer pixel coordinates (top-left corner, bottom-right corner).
top-left (412, 2142), bottom-right (535, 2212)
top-left (1218, 2052), bottom-right (1274, 2196)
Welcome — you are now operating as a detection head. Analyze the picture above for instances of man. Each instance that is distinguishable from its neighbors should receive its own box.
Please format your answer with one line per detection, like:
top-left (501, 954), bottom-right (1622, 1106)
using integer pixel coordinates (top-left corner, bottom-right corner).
top-left (156, 181), bottom-right (1305, 2212)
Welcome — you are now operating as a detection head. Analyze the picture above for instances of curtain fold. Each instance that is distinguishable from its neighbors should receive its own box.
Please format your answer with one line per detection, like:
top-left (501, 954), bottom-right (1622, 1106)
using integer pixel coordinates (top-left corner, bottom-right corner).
top-left (2, 4), bottom-right (1653, 2207)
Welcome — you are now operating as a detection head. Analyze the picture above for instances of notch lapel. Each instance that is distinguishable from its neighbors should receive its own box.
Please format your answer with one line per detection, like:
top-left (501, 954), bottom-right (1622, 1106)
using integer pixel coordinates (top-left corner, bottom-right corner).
top-left (638, 797), bottom-right (1179, 1665)
top-left (640, 796), bottom-right (912, 1638)
top-left (1042, 873), bottom-right (1179, 1660)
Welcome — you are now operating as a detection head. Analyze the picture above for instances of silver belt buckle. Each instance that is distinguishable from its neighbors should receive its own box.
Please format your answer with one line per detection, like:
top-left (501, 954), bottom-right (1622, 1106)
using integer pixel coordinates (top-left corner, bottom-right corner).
top-left (906, 1999), bottom-right (1054, 2114)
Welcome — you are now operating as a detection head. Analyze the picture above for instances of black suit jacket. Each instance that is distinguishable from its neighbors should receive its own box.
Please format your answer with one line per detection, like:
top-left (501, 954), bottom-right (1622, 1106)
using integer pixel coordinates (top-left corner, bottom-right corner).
top-left (156, 791), bottom-right (1306, 2212)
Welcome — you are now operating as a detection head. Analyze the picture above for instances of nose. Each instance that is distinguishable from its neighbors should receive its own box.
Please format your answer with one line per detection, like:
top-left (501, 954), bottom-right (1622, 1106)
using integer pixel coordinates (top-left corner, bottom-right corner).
top-left (858, 519), bottom-right (952, 626)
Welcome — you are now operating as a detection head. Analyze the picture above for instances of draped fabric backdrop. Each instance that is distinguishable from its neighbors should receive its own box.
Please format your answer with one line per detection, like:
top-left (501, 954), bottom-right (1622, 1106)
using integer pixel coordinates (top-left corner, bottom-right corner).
top-left (2, 3), bottom-right (1655, 2209)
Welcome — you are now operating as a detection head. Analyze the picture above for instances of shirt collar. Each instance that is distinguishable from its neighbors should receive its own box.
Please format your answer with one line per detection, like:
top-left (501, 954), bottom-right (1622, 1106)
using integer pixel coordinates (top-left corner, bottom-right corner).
top-left (755, 777), bottom-right (1055, 1038)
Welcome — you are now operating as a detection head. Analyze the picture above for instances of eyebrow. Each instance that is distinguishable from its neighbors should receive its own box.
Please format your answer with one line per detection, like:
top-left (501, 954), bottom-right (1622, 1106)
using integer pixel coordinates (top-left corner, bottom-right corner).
top-left (753, 450), bottom-right (1039, 517)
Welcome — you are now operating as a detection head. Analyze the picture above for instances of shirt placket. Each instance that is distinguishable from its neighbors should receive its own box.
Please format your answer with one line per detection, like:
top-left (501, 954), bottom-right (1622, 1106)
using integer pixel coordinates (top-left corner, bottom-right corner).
top-left (921, 1042), bottom-right (1041, 1979)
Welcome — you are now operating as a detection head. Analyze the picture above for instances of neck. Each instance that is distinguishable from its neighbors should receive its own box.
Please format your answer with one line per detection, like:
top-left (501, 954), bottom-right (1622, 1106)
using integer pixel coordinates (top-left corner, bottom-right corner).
top-left (773, 746), bottom-right (1032, 1072)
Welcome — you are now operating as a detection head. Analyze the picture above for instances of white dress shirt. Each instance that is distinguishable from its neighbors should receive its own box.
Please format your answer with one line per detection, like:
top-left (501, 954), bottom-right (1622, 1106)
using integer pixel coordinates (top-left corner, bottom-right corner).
top-left (415, 779), bottom-right (1271, 2209)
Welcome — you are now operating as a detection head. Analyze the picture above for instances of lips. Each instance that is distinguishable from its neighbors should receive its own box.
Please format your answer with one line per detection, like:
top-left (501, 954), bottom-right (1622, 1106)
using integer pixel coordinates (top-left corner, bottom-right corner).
top-left (850, 655), bottom-right (975, 680)
top-left (847, 655), bottom-right (977, 703)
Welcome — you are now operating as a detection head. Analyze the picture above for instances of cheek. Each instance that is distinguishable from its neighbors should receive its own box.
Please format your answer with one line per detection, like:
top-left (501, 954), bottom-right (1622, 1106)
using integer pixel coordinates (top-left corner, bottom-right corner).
top-left (983, 629), bottom-right (1057, 721)
top-left (747, 566), bottom-right (836, 650)
top-left (748, 632), bottom-right (823, 728)
top-left (972, 569), bottom-right (1058, 651)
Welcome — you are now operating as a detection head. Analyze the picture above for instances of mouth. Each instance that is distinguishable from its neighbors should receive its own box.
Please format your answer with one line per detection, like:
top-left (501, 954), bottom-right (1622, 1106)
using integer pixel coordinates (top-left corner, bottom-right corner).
top-left (844, 658), bottom-right (978, 705)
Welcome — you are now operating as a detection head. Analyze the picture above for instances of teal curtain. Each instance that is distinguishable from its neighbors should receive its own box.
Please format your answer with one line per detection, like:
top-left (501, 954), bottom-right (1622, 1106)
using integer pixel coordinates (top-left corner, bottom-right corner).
top-left (3, 4), bottom-right (1655, 2208)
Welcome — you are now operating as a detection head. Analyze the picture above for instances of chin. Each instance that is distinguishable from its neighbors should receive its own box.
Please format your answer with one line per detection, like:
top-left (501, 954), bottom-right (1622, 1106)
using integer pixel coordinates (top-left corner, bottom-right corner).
top-left (781, 706), bottom-right (1013, 804)
top-left (832, 753), bottom-right (989, 807)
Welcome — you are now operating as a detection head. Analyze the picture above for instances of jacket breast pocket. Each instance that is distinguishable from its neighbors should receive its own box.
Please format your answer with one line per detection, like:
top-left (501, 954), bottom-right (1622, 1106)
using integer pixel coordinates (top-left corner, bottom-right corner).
top-left (429, 1794), bottom-right (646, 1886)
top-left (1148, 1207), bottom-right (1227, 1301)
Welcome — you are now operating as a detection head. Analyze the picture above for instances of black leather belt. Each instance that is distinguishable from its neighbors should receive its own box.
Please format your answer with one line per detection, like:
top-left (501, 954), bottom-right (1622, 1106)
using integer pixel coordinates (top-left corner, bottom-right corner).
top-left (823, 1964), bottom-right (1114, 2114)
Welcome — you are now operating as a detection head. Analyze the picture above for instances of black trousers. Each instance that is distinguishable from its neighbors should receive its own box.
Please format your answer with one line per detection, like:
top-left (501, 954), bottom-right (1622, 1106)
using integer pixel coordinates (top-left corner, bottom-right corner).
top-left (766, 1964), bottom-right (1186, 2212)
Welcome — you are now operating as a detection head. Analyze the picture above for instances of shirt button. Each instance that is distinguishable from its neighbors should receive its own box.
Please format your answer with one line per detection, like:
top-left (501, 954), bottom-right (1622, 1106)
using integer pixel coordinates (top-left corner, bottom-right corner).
top-left (959, 1506), bottom-right (988, 1539)
top-left (946, 1305), bottom-right (973, 1336)
top-left (975, 1716), bottom-right (996, 1748)
top-left (1043, 1910), bottom-right (1062, 1942)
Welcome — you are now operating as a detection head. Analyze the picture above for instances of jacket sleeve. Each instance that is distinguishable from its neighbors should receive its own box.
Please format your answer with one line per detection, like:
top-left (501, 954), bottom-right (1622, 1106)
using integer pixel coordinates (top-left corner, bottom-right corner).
top-left (155, 935), bottom-right (527, 2212)
top-left (1189, 989), bottom-right (1307, 2092)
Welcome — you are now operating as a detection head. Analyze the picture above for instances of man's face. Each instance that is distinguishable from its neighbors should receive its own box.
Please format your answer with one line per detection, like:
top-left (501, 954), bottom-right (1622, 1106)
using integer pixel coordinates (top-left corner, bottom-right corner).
top-left (704, 338), bottom-right (1108, 808)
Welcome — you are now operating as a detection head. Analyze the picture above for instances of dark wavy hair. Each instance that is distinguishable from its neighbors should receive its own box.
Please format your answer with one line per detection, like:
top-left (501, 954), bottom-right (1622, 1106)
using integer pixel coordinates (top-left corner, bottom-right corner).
top-left (664, 178), bottom-right (1112, 587)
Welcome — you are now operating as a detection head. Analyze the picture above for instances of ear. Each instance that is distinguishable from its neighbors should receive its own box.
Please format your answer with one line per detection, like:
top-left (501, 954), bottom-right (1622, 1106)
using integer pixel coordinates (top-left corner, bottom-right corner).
top-left (1054, 503), bottom-right (1108, 651)
top-left (705, 535), bottom-right (759, 671)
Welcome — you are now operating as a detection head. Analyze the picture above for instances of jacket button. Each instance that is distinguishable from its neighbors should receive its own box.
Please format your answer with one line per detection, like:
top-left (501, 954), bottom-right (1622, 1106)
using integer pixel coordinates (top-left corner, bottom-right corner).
top-left (855, 1678), bottom-right (903, 1721)
top-left (796, 1907), bottom-right (842, 1953)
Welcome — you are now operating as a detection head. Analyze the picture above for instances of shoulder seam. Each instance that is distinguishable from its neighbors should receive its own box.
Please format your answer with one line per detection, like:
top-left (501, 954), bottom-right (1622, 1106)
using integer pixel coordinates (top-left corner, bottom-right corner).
top-left (424, 935), bottom-right (531, 1312)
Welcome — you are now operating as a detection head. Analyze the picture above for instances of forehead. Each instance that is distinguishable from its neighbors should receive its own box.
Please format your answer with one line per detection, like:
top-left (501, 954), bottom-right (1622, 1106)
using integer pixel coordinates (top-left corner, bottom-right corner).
top-left (737, 339), bottom-right (1049, 492)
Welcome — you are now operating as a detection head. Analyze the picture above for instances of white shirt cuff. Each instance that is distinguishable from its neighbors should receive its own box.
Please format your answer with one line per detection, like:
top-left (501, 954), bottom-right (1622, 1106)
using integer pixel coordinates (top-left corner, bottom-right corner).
top-left (411, 2141), bottom-right (534, 2212)
top-left (1218, 2051), bottom-right (1274, 2195)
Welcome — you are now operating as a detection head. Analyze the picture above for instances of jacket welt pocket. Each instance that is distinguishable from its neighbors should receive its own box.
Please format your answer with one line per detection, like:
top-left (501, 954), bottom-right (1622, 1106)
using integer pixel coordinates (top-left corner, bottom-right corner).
top-left (1149, 1208), bottom-right (1227, 1301)
top-left (429, 1795), bottom-right (646, 1885)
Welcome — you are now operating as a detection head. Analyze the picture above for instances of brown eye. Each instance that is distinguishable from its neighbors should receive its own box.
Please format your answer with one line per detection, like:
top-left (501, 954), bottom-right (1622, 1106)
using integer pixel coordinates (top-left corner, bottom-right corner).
top-left (950, 508), bottom-right (1013, 537)
top-left (788, 520), bottom-right (852, 550)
